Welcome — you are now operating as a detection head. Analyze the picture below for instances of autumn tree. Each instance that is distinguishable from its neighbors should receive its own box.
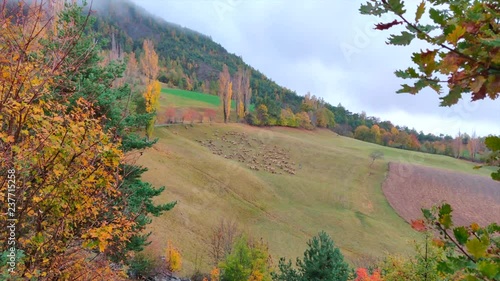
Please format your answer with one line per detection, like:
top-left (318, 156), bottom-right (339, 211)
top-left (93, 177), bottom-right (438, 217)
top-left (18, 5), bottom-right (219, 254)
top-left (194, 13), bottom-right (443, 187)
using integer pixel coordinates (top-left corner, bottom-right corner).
top-left (0, 2), bottom-right (174, 278)
top-left (354, 268), bottom-right (382, 281)
top-left (219, 237), bottom-right (273, 281)
top-left (202, 267), bottom-right (221, 281)
top-left (370, 125), bottom-right (382, 144)
top-left (218, 64), bottom-right (232, 123)
top-left (315, 107), bottom-right (335, 128)
top-left (209, 219), bottom-right (239, 267)
top-left (354, 125), bottom-right (372, 142)
top-left (165, 107), bottom-right (177, 123)
top-left (140, 39), bottom-right (161, 139)
top-left (295, 112), bottom-right (313, 130)
top-left (394, 131), bottom-right (412, 149)
top-left (166, 240), bottom-right (182, 273)
top-left (204, 108), bottom-right (217, 123)
top-left (280, 108), bottom-right (297, 127)
top-left (256, 104), bottom-right (270, 126)
top-left (143, 80), bottom-right (161, 136)
top-left (140, 39), bottom-right (160, 83)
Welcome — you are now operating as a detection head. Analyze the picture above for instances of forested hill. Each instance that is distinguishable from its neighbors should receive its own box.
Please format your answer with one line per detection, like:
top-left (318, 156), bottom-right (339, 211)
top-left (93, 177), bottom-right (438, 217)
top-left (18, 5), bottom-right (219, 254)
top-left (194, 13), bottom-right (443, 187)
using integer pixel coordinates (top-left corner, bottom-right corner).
top-left (92, 0), bottom-right (302, 115)
top-left (91, 0), bottom-right (480, 161)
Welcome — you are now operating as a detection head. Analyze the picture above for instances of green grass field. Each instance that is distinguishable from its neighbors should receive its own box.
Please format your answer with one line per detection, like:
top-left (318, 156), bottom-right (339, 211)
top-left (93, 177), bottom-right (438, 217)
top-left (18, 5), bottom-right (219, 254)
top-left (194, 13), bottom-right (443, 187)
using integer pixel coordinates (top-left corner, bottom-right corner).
top-left (137, 118), bottom-right (495, 274)
top-left (159, 88), bottom-right (255, 112)
top-left (161, 88), bottom-right (223, 108)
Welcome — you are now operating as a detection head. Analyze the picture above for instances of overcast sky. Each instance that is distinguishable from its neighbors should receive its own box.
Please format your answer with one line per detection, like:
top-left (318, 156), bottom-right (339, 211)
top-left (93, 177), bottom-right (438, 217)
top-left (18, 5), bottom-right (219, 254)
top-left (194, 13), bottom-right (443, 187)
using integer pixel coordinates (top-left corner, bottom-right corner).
top-left (130, 0), bottom-right (499, 136)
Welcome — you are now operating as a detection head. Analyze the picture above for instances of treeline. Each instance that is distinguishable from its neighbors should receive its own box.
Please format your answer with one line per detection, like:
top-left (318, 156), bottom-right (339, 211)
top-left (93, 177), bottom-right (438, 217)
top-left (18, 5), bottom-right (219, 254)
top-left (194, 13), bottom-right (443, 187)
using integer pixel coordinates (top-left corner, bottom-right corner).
top-left (214, 65), bottom-right (335, 129)
top-left (352, 123), bottom-right (488, 162)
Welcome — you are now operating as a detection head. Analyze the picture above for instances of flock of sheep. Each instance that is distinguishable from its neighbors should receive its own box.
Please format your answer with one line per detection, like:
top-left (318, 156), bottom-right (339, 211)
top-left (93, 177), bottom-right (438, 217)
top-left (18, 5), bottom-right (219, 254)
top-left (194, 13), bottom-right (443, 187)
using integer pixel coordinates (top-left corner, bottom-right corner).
top-left (196, 130), bottom-right (297, 175)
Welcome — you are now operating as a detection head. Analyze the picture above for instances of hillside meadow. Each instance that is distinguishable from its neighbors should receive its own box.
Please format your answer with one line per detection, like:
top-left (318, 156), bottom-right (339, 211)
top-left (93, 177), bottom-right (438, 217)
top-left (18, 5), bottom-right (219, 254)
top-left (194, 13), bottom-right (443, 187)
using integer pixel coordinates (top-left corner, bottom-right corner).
top-left (136, 92), bottom-right (495, 274)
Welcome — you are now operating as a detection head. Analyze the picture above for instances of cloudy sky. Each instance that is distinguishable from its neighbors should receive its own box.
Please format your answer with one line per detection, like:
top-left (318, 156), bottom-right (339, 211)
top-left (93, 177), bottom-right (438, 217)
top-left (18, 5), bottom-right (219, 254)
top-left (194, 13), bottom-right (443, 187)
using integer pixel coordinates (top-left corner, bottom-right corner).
top-left (130, 0), bottom-right (499, 136)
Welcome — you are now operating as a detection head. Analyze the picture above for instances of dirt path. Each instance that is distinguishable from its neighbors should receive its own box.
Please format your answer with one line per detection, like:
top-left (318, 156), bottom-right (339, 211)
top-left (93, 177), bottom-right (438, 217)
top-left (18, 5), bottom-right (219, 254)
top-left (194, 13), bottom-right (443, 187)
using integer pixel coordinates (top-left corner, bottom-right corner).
top-left (383, 162), bottom-right (500, 226)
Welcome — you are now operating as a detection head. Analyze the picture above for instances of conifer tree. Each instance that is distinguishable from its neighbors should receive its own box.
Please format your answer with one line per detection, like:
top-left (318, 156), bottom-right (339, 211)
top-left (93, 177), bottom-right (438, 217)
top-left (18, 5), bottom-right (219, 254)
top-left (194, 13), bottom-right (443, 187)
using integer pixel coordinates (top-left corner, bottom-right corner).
top-left (272, 231), bottom-right (350, 281)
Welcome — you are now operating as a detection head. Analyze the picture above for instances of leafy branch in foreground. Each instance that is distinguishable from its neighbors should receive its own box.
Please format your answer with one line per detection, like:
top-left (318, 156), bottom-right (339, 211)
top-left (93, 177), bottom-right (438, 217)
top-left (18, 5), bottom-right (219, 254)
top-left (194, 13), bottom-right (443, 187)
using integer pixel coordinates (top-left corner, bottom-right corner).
top-left (360, 0), bottom-right (500, 182)
top-left (411, 203), bottom-right (499, 280)
top-left (360, 0), bottom-right (499, 106)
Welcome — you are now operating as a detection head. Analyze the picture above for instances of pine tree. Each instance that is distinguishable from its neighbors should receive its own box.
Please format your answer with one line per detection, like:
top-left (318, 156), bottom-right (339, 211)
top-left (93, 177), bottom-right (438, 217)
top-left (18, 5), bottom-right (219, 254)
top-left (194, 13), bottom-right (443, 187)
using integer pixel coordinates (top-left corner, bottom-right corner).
top-left (272, 231), bottom-right (350, 281)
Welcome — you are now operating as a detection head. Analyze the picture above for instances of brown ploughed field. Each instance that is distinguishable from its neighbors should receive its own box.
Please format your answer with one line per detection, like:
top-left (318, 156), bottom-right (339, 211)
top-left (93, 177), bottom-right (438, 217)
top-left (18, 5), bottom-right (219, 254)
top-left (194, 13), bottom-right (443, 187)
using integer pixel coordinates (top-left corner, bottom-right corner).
top-left (383, 162), bottom-right (500, 226)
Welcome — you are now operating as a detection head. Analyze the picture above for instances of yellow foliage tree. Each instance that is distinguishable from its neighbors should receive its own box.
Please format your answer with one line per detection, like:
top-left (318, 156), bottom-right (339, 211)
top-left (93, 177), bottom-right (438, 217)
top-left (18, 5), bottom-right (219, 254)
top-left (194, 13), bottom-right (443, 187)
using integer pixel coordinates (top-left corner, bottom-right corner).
top-left (295, 111), bottom-right (313, 129)
top-left (144, 80), bottom-right (161, 113)
top-left (0, 7), bottom-right (132, 276)
top-left (238, 100), bottom-right (245, 120)
top-left (166, 240), bottom-right (182, 273)
top-left (218, 64), bottom-right (232, 123)
top-left (140, 39), bottom-right (161, 138)
top-left (143, 80), bottom-right (161, 139)
top-left (0, 2), bottom-right (165, 279)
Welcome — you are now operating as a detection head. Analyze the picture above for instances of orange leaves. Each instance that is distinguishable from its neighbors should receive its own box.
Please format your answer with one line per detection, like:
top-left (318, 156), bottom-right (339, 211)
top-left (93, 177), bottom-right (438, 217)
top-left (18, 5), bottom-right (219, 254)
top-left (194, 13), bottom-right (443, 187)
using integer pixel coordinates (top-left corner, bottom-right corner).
top-left (432, 238), bottom-right (445, 248)
top-left (210, 267), bottom-right (220, 281)
top-left (84, 225), bottom-right (114, 252)
top-left (354, 268), bottom-right (382, 281)
top-left (411, 219), bottom-right (427, 232)
top-left (140, 39), bottom-right (160, 82)
top-left (143, 79), bottom-right (161, 138)
top-left (439, 52), bottom-right (464, 74)
top-left (470, 222), bottom-right (480, 232)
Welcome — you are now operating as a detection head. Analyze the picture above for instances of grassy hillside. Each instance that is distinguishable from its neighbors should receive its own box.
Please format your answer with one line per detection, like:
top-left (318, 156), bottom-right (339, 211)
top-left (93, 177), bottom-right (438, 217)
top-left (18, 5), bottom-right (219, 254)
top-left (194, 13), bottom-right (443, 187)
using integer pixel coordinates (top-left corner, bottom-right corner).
top-left (137, 121), bottom-right (494, 275)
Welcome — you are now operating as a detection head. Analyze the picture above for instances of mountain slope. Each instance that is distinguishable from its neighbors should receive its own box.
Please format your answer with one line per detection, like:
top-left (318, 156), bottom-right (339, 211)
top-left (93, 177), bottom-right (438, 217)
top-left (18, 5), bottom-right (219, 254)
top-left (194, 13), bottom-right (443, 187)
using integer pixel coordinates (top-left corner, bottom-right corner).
top-left (92, 0), bottom-right (303, 116)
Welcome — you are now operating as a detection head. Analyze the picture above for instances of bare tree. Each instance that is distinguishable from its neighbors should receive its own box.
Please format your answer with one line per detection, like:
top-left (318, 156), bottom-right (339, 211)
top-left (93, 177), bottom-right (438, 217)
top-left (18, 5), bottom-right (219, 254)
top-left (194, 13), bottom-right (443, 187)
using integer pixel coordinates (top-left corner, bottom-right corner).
top-left (469, 131), bottom-right (479, 161)
top-left (233, 67), bottom-right (244, 119)
top-left (208, 218), bottom-right (239, 266)
top-left (369, 151), bottom-right (384, 167)
top-left (242, 68), bottom-right (252, 115)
